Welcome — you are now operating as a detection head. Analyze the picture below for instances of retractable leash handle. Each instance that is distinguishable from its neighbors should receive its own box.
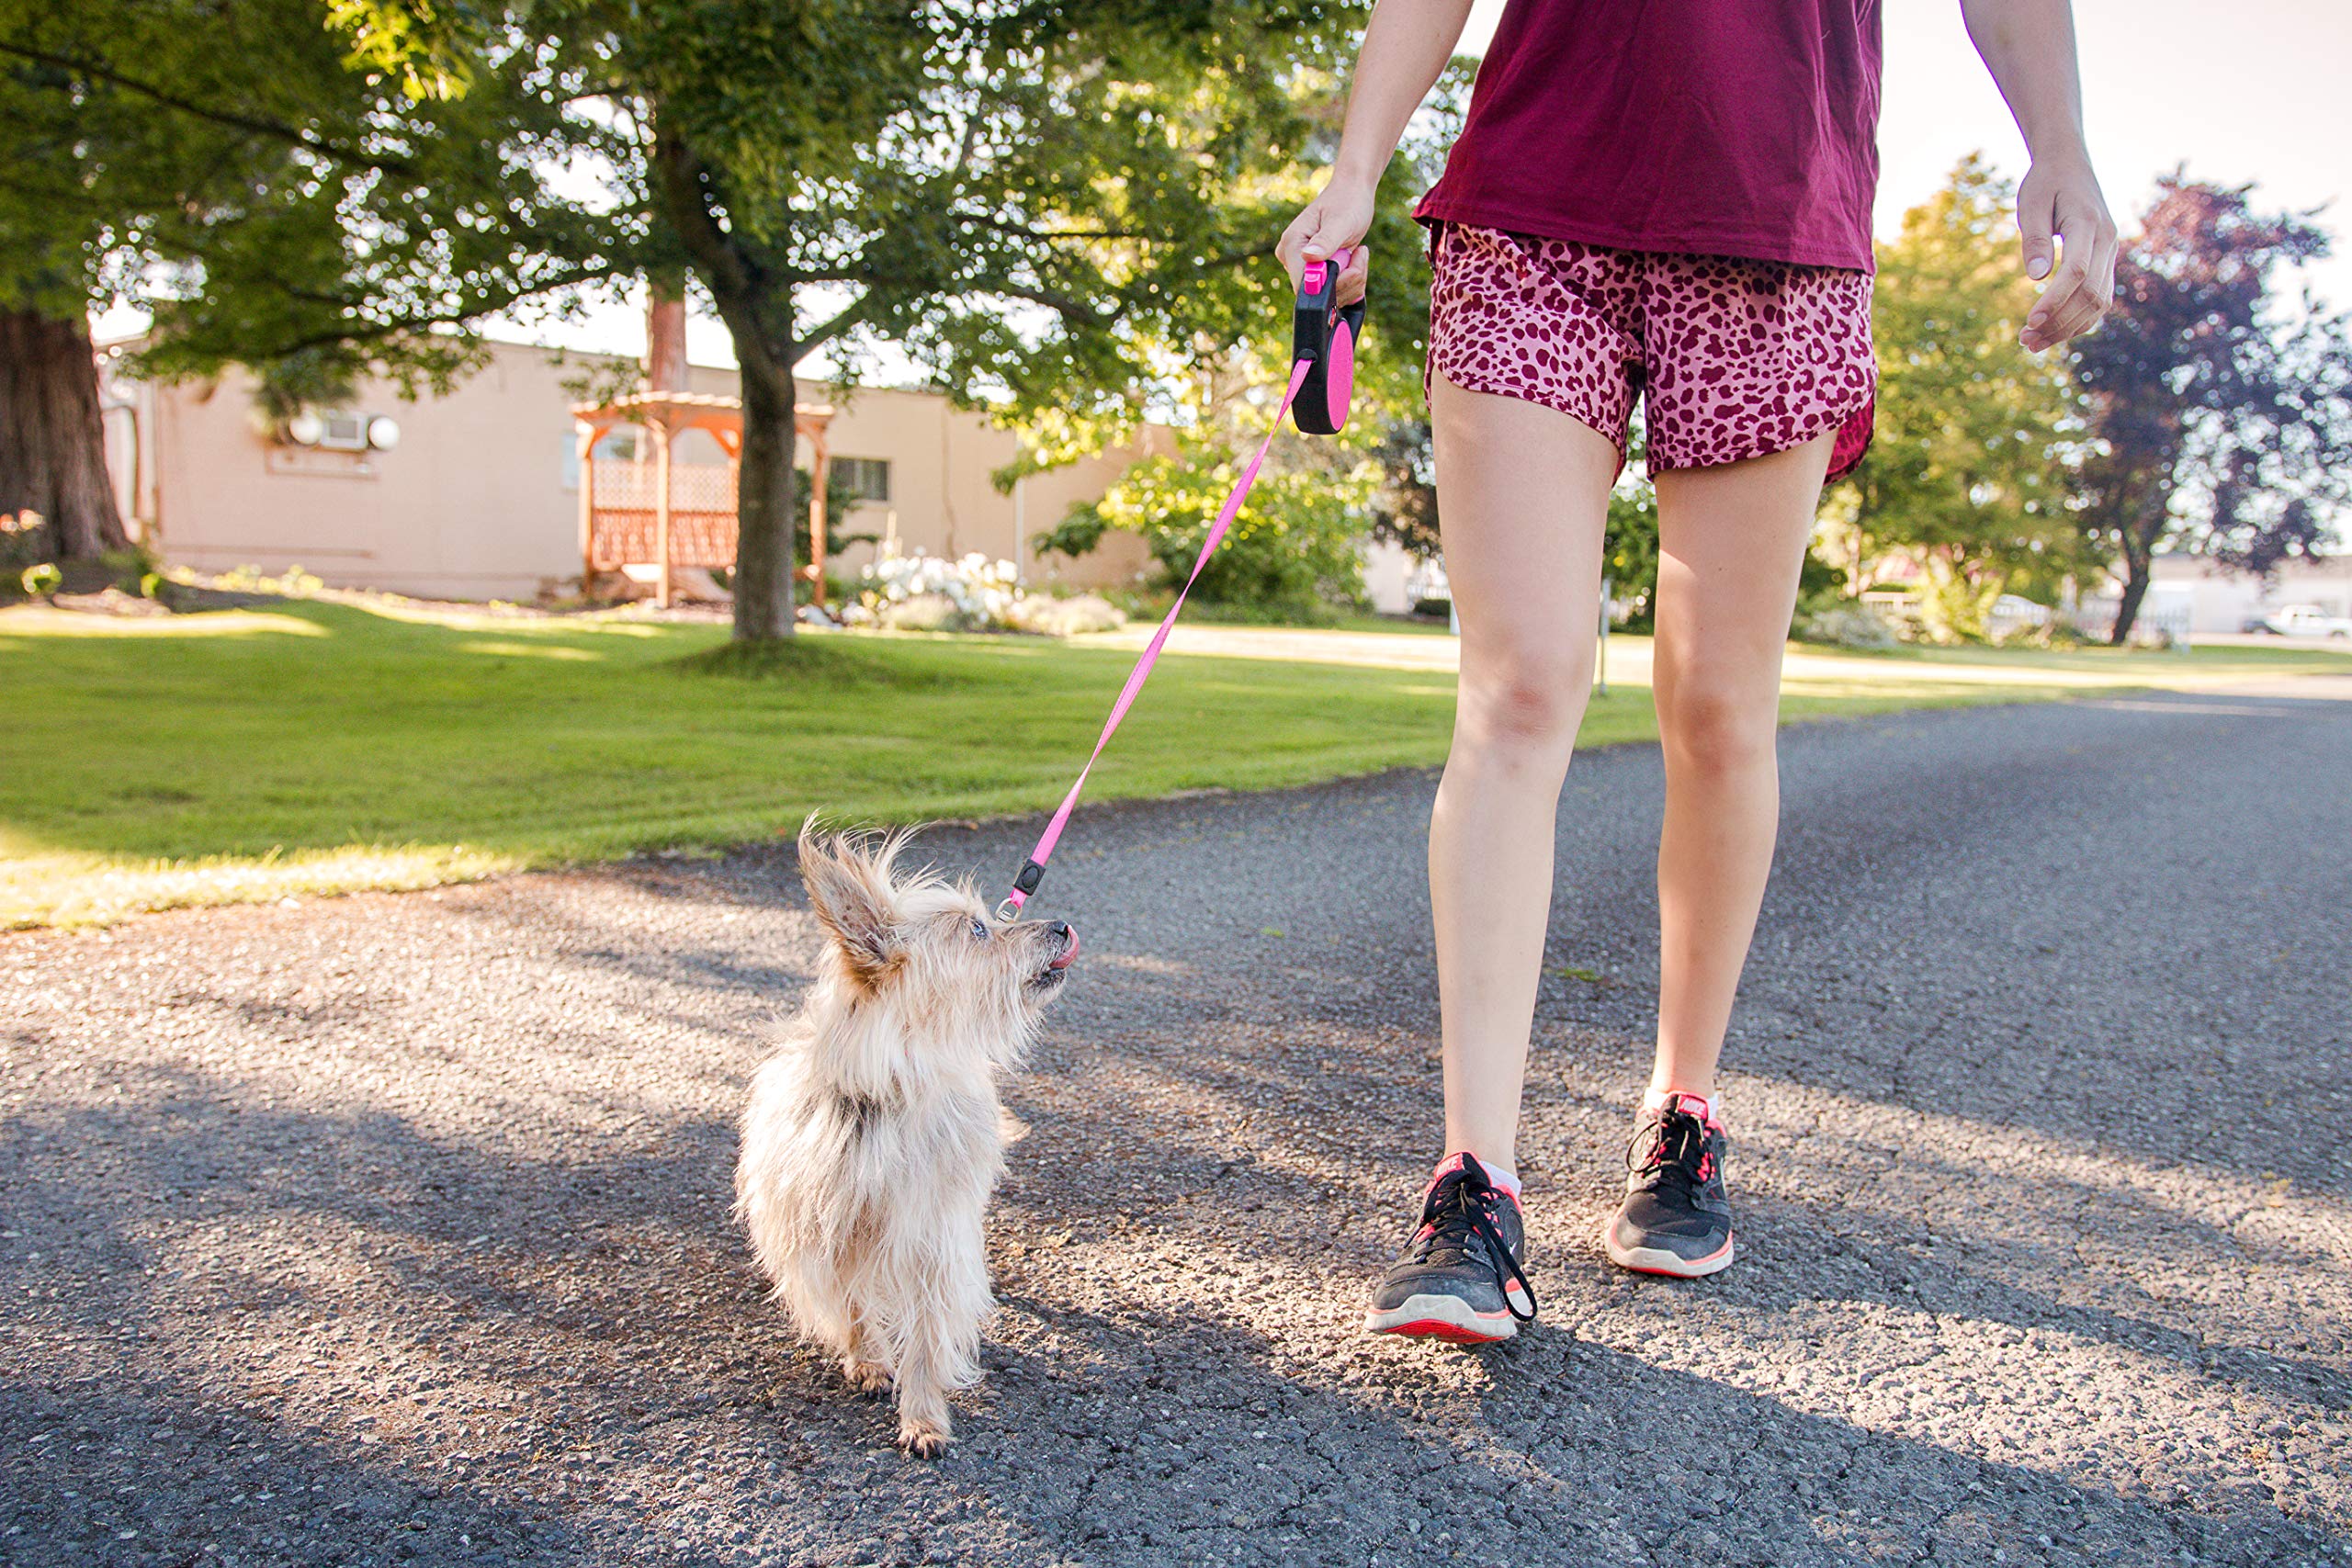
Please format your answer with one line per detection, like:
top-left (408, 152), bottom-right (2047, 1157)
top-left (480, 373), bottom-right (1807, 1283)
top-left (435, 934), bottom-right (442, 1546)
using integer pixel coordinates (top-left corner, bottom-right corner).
top-left (1291, 249), bottom-right (1366, 435)
top-left (997, 248), bottom-right (1365, 921)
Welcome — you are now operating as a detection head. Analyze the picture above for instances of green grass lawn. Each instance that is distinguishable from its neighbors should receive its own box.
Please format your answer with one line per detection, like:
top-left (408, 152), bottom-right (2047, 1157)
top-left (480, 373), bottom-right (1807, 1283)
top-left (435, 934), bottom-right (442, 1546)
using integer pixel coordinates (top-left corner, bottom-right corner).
top-left (5, 594), bottom-right (2346, 928)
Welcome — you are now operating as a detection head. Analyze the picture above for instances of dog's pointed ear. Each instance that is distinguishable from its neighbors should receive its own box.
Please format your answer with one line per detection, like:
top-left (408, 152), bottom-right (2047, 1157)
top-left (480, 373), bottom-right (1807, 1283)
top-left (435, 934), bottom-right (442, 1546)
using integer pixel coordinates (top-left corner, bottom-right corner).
top-left (797, 819), bottom-right (901, 988)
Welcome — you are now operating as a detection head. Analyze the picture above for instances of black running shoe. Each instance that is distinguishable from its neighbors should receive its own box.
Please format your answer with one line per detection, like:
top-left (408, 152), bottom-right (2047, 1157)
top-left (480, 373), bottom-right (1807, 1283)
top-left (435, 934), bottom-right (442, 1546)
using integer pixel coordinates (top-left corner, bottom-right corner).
top-left (1603, 1093), bottom-right (1736, 1278)
top-left (1364, 1153), bottom-right (1538, 1342)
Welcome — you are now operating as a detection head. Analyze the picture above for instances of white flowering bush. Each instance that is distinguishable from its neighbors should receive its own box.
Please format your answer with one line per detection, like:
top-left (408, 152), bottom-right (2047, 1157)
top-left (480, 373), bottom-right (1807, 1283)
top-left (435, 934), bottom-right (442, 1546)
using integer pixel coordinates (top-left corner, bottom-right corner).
top-left (1007, 592), bottom-right (1125, 636)
top-left (858, 548), bottom-right (1023, 631)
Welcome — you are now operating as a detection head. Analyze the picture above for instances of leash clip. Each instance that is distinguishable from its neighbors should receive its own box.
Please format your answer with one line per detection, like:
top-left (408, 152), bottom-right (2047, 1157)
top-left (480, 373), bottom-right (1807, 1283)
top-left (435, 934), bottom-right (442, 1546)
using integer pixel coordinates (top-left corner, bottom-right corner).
top-left (1292, 247), bottom-right (1366, 435)
top-left (994, 858), bottom-right (1046, 924)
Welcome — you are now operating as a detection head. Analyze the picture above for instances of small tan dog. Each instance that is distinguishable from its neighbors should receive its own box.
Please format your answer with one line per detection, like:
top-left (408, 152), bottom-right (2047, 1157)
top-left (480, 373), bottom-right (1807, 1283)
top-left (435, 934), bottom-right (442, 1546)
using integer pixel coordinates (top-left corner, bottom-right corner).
top-left (737, 820), bottom-right (1078, 1456)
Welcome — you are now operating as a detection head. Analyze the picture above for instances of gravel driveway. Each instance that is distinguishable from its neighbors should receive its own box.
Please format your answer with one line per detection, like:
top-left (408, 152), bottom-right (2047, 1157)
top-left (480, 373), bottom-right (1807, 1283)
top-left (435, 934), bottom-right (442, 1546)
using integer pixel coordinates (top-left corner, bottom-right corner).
top-left (5, 683), bottom-right (2348, 1567)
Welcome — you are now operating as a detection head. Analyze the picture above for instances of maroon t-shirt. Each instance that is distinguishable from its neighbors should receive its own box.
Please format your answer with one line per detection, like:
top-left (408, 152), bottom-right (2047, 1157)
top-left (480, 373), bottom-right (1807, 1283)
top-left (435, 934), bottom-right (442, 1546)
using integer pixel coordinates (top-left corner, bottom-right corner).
top-left (1413, 0), bottom-right (1884, 271)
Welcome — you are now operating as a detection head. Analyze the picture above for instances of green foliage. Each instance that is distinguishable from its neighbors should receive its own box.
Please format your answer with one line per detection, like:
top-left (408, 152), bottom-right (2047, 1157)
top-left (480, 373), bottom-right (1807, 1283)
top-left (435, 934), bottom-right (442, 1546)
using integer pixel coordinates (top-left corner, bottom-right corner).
top-left (1917, 557), bottom-right (2006, 643)
top-left (1602, 421), bottom-right (1660, 626)
top-left (1851, 155), bottom-right (2092, 634)
top-left (1069, 432), bottom-right (1376, 616)
top-left (321, 0), bottom-right (478, 100)
top-left (1011, 35), bottom-right (1467, 614)
top-left (6, 0), bottom-right (1431, 640)
top-left (0, 0), bottom-right (630, 394)
top-left (98, 546), bottom-right (160, 596)
top-left (19, 561), bottom-right (61, 599)
top-left (1032, 507), bottom-right (1112, 562)
top-left (608, 0), bottom-right (1393, 421)
top-left (0, 511), bottom-right (49, 581)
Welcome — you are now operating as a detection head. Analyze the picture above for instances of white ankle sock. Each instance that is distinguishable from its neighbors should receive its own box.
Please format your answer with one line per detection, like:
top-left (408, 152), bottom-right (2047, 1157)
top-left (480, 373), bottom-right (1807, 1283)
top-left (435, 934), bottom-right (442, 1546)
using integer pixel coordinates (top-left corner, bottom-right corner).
top-left (1438, 1151), bottom-right (1521, 1199)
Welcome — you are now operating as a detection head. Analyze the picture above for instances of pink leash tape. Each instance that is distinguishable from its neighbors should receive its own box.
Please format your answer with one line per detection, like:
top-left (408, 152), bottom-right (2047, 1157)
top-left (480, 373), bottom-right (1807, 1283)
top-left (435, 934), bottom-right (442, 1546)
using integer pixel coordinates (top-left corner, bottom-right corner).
top-left (998, 249), bottom-right (1354, 921)
top-left (995, 358), bottom-right (1313, 921)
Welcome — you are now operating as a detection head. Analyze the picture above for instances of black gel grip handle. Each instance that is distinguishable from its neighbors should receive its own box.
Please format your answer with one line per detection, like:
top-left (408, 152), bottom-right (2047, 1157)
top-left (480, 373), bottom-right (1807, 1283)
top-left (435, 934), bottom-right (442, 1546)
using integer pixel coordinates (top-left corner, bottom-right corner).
top-left (1291, 249), bottom-right (1364, 436)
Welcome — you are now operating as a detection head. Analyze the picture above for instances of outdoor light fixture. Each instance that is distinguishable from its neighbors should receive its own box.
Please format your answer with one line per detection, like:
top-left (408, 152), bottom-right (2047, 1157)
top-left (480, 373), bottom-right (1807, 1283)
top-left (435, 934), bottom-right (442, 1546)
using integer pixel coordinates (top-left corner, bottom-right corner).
top-left (367, 415), bottom-right (401, 451)
top-left (286, 410), bottom-right (326, 446)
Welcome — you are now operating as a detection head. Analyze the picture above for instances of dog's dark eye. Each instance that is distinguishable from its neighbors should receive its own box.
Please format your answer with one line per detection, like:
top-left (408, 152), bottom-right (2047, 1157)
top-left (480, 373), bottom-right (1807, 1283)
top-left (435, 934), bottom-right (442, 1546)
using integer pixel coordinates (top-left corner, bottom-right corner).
top-left (967, 917), bottom-right (989, 941)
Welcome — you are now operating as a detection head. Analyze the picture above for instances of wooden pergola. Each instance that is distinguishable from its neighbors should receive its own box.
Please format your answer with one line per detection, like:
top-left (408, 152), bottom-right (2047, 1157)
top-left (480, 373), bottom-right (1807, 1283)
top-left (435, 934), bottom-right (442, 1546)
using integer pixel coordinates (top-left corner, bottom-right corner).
top-left (571, 391), bottom-right (837, 608)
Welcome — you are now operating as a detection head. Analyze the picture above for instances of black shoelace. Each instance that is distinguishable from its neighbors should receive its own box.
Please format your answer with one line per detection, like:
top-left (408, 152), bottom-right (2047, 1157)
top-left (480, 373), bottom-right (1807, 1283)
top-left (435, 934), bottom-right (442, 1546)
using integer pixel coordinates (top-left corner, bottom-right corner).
top-left (1421, 1168), bottom-right (1539, 1322)
top-left (1627, 1107), bottom-right (1711, 1198)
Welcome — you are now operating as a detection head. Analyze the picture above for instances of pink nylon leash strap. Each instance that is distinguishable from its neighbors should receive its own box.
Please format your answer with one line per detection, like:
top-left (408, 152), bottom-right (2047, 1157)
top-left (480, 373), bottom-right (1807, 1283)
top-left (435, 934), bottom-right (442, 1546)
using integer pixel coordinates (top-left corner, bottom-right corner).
top-left (997, 250), bottom-right (1358, 921)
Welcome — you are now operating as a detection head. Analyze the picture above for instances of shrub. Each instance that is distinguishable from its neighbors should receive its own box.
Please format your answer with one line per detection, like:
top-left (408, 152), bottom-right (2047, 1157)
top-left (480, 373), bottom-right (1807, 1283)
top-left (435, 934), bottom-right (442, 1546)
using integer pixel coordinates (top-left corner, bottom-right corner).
top-left (1917, 558), bottom-right (2005, 643)
top-left (1007, 592), bottom-right (1125, 636)
top-left (214, 564), bottom-right (326, 597)
top-left (1050, 446), bottom-right (1373, 617)
top-left (857, 548), bottom-right (1022, 631)
top-left (2, 512), bottom-right (52, 595)
top-left (1603, 473), bottom-right (1659, 629)
top-left (877, 592), bottom-right (964, 632)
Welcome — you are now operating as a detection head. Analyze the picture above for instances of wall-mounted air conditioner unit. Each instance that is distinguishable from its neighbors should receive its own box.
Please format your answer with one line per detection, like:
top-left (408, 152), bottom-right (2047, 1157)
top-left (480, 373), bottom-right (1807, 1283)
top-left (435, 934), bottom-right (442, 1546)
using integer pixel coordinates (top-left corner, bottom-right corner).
top-left (316, 410), bottom-right (368, 451)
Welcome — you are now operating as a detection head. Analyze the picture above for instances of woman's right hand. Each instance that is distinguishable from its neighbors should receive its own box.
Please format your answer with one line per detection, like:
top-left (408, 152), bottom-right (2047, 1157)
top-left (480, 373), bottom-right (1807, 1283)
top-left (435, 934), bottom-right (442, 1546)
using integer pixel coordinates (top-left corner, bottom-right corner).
top-left (1277, 178), bottom-right (1375, 307)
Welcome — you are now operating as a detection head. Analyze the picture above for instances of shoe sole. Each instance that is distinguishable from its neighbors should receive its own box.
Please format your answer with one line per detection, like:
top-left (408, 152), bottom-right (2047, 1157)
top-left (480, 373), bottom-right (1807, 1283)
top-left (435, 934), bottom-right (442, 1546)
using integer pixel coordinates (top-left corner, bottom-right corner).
top-left (1601, 1221), bottom-right (1736, 1279)
top-left (1363, 1287), bottom-right (1531, 1344)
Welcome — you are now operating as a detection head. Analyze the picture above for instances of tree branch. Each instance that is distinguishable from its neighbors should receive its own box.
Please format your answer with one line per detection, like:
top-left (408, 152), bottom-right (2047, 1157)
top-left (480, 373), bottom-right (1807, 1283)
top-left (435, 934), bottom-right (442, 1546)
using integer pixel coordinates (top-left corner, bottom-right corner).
top-left (147, 260), bottom-right (633, 363)
top-left (793, 291), bottom-right (877, 358)
top-left (0, 40), bottom-right (420, 176)
top-left (649, 119), bottom-right (797, 394)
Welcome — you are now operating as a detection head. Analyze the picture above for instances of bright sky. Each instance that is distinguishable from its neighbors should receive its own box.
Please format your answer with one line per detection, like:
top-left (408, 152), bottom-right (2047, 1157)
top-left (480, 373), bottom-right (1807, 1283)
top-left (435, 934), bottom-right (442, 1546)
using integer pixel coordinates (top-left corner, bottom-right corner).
top-left (1868, 0), bottom-right (2352, 307)
top-left (101, 1), bottom-right (2351, 370)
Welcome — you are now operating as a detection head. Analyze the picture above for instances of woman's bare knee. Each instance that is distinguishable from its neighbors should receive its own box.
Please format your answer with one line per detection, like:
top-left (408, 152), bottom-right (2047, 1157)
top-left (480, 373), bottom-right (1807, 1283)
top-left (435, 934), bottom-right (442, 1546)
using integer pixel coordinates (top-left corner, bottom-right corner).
top-left (1657, 679), bottom-right (1775, 776)
top-left (1460, 656), bottom-right (1591, 754)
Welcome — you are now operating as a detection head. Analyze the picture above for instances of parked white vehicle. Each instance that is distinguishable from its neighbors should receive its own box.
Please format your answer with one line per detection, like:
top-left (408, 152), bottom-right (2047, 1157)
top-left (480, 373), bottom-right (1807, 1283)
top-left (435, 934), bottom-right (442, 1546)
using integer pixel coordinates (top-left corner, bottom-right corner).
top-left (1988, 593), bottom-right (2053, 629)
top-left (2261, 603), bottom-right (2352, 638)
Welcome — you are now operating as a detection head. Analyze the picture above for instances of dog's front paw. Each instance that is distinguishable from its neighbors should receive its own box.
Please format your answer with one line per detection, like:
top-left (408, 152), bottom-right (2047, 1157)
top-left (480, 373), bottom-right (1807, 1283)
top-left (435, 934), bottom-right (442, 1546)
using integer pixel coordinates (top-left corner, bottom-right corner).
top-left (841, 1357), bottom-right (893, 1396)
top-left (898, 1418), bottom-right (952, 1460)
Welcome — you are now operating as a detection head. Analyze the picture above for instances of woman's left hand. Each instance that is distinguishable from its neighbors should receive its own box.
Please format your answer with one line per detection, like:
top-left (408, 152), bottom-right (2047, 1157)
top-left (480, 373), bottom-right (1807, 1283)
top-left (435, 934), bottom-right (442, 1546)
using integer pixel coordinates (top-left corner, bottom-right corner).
top-left (2016, 155), bottom-right (2118, 352)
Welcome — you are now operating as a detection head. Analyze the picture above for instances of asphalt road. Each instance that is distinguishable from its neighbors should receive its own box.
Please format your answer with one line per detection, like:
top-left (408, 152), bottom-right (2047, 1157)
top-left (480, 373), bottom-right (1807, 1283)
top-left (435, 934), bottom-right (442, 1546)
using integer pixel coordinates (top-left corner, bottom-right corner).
top-left (5, 682), bottom-right (2348, 1568)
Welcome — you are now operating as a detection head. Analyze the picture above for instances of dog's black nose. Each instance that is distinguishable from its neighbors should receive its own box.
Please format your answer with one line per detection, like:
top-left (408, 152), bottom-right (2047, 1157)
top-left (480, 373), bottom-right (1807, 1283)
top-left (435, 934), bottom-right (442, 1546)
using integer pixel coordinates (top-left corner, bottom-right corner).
top-left (1045, 920), bottom-right (1070, 939)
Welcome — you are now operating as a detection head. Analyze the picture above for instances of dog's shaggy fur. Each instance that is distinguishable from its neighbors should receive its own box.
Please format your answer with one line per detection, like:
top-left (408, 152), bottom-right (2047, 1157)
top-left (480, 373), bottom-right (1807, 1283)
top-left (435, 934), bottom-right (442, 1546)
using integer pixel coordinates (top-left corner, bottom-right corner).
top-left (736, 821), bottom-right (1076, 1456)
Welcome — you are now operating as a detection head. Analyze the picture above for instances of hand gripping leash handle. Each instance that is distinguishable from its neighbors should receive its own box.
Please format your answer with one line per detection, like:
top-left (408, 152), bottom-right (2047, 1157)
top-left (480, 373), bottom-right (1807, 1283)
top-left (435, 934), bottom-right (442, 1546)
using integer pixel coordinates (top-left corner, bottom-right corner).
top-left (1291, 250), bottom-right (1365, 435)
top-left (998, 248), bottom-right (1365, 921)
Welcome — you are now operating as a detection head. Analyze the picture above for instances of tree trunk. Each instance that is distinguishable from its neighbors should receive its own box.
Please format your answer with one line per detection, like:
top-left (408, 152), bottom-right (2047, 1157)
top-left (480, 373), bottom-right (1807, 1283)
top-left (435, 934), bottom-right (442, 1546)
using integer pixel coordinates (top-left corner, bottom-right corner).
top-left (0, 306), bottom-right (130, 559)
top-left (2109, 533), bottom-right (2154, 646)
top-left (733, 351), bottom-right (798, 642)
top-left (647, 122), bottom-right (797, 642)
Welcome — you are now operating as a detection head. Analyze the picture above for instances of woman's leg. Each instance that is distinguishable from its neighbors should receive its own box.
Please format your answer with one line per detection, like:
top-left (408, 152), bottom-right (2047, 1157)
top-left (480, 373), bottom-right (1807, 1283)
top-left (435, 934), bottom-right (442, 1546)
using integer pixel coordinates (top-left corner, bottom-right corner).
top-left (1645, 431), bottom-right (1837, 1100)
top-left (1426, 371), bottom-right (1620, 1172)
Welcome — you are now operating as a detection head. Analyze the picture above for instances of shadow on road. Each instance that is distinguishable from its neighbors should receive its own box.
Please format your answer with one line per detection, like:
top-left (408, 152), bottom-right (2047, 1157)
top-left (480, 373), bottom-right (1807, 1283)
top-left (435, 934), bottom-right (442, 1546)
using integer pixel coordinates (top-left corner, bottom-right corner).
top-left (6, 686), bottom-right (2348, 1563)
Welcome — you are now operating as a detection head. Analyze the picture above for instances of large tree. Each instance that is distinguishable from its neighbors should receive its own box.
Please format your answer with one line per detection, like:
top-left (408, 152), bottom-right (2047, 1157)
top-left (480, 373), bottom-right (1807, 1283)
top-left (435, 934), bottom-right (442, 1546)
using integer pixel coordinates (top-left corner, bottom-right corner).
top-left (579, 0), bottom-right (1379, 639)
top-left (1844, 155), bottom-right (2087, 637)
top-left (0, 0), bottom-right (625, 563)
top-left (9, 0), bottom-right (1383, 640)
top-left (2073, 175), bottom-right (2352, 642)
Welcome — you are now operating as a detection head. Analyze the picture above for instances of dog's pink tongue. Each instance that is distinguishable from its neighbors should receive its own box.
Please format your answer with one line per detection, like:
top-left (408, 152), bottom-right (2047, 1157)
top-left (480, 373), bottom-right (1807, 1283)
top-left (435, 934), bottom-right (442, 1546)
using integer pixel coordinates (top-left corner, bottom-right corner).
top-left (1047, 926), bottom-right (1080, 969)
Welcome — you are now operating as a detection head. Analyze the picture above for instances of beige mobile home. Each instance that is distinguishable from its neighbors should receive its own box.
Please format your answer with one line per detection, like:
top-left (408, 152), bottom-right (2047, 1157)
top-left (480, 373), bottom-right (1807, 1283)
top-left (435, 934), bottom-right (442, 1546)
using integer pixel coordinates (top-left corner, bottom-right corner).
top-left (99, 338), bottom-right (1158, 603)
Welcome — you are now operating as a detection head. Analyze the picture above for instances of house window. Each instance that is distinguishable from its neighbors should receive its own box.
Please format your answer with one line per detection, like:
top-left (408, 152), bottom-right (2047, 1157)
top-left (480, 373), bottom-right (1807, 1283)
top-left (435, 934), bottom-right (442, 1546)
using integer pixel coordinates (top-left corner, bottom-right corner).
top-left (833, 457), bottom-right (890, 504)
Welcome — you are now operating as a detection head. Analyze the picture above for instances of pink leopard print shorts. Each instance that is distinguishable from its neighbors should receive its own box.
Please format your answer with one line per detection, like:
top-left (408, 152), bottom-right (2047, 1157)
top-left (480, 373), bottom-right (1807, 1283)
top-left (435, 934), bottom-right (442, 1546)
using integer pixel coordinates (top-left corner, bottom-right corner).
top-left (1424, 221), bottom-right (1876, 481)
